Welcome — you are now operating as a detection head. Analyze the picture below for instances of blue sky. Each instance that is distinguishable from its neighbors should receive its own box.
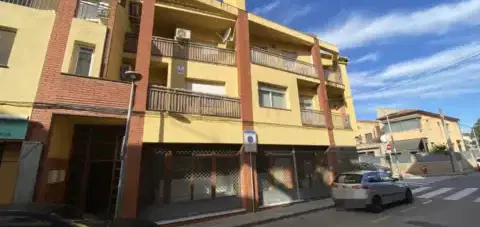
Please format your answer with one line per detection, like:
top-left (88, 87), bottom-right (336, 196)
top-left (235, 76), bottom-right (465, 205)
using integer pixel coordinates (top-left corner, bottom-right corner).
top-left (245, 0), bottom-right (480, 131)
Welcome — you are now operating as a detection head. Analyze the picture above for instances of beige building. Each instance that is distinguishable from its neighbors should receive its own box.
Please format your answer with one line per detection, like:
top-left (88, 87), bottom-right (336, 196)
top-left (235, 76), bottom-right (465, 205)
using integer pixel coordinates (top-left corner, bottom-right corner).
top-left (357, 109), bottom-right (466, 155)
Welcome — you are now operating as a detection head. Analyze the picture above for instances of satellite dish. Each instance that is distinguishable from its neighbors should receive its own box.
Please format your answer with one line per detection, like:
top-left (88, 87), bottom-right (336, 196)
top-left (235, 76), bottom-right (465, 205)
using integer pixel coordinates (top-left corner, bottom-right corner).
top-left (380, 135), bottom-right (388, 143)
top-left (219, 27), bottom-right (232, 43)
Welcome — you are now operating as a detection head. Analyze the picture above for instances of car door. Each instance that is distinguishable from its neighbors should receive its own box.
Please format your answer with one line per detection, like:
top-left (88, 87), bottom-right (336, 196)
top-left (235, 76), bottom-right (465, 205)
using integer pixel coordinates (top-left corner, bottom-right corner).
top-left (364, 172), bottom-right (389, 202)
top-left (378, 172), bottom-right (404, 202)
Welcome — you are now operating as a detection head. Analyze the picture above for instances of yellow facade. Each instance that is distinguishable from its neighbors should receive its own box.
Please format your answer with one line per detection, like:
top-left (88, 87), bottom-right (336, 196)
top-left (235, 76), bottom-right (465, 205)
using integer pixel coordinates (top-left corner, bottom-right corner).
top-left (0, 143), bottom-right (20, 204)
top-left (105, 3), bottom-right (131, 81)
top-left (62, 18), bottom-right (108, 78)
top-left (0, 3), bottom-right (55, 118)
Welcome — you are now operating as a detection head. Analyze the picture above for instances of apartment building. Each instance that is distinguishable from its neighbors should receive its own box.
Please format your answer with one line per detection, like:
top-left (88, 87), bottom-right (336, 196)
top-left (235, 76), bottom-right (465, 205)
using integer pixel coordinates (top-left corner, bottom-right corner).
top-left (356, 109), bottom-right (465, 157)
top-left (0, 0), bottom-right (358, 223)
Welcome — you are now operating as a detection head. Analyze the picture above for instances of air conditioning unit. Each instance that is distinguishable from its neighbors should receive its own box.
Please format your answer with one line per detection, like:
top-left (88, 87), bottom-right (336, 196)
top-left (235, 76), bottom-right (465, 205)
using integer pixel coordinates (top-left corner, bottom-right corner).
top-left (175, 28), bottom-right (191, 40)
top-left (120, 64), bottom-right (133, 81)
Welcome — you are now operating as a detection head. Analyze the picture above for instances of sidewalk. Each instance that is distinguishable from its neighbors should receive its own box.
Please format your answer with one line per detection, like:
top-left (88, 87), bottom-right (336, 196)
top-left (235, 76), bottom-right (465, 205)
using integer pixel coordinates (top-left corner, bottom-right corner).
top-left (184, 198), bottom-right (334, 227)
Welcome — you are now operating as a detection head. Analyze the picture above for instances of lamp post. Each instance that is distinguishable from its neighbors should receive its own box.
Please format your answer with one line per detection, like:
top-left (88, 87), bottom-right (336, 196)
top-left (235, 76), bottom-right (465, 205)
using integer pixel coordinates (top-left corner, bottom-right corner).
top-left (114, 71), bottom-right (142, 218)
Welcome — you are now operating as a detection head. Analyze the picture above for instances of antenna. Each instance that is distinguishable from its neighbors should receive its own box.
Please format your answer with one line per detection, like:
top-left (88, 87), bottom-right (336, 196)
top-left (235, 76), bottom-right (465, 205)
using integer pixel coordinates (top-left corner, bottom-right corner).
top-left (217, 27), bottom-right (233, 43)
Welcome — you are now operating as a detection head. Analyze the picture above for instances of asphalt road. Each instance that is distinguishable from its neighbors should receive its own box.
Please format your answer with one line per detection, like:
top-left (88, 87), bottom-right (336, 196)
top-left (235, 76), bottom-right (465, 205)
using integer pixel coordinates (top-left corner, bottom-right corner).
top-left (255, 173), bottom-right (480, 227)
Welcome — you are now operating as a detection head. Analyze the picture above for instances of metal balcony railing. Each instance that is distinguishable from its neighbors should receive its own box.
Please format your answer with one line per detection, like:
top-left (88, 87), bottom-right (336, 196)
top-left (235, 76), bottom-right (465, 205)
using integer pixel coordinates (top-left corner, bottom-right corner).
top-left (124, 35), bottom-right (236, 66)
top-left (250, 47), bottom-right (317, 78)
top-left (324, 68), bottom-right (343, 85)
top-left (300, 109), bottom-right (326, 127)
top-left (76, 0), bottom-right (110, 21)
top-left (0, 0), bottom-right (58, 10)
top-left (148, 85), bottom-right (241, 118)
top-left (332, 113), bottom-right (351, 129)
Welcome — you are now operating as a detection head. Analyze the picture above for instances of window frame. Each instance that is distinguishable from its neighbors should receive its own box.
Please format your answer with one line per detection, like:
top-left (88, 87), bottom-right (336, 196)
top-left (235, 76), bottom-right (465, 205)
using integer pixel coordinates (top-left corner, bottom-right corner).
top-left (73, 45), bottom-right (94, 77)
top-left (258, 84), bottom-right (287, 109)
top-left (0, 28), bottom-right (17, 66)
top-left (299, 95), bottom-right (313, 110)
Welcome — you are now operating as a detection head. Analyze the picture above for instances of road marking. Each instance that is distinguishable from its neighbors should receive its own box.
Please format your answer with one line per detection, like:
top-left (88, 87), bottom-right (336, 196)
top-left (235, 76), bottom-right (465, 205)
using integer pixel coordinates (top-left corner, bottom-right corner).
top-left (443, 188), bottom-right (478, 200)
top-left (400, 206), bottom-right (416, 213)
top-left (417, 188), bottom-right (454, 199)
top-left (372, 215), bottom-right (391, 223)
top-left (412, 187), bottom-right (431, 194)
top-left (422, 200), bottom-right (433, 204)
top-left (474, 197), bottom-right (480, 203)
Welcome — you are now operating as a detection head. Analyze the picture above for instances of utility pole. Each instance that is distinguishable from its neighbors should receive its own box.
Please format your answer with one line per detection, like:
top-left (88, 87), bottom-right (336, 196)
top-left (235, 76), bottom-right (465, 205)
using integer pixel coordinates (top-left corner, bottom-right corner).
top-left (384, 112), bottom-right (402, 179)
top-left (439, 108), bottom-right (459, 172)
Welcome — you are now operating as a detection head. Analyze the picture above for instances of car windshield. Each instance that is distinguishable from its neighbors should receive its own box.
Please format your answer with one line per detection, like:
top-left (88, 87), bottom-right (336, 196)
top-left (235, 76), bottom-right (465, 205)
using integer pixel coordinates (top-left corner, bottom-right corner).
top-left (335, 174), bottom-right (363, 184)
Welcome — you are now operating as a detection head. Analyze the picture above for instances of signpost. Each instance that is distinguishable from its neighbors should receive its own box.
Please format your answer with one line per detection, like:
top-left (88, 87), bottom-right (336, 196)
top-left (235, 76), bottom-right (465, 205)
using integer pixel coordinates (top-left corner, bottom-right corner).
top-left (243, 130), bottom-right (257, 212)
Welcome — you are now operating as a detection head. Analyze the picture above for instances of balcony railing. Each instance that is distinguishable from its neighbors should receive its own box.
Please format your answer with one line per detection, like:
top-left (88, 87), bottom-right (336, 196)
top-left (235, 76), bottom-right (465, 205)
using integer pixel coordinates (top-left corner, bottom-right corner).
top-left (250, 47), bottom-right (317, 78)
top-left (148, 85), bottom-right (241, 118)
top-left (124, 35), bottom-right (236, 66)
top-left (324, 68), bottom-right (343, 85)
top-left (76, 0), bottom-right (110, 21)
top-left (301, 109), bottom-right (326, 127)
top-left (332, 113), bottom-right (351, 129)
top-left (0, 0), bottom-right (58, 10)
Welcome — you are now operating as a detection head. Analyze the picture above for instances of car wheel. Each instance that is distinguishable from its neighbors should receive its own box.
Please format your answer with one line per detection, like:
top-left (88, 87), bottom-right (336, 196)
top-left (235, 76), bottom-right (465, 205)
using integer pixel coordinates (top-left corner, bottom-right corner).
top-left (404, 189), bottom-right (414, 204)
top-left (369, 196), bottom-right (383, 213)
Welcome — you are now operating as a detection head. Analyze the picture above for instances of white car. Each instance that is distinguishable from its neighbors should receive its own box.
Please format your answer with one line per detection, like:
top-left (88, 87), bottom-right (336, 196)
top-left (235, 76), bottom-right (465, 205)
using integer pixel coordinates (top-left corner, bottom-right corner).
top-left (331, 170), bottom-right (413, 213)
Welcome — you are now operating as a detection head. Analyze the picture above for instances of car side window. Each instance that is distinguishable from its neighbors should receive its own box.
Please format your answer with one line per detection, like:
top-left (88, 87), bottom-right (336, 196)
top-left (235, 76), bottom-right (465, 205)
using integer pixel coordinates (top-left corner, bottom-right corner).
top-left (365, 173), bottom-right (382, 183)
top-left (0, 215), bottom-right (53, 226)
top-left (378, 172), bottom-right (394, 182)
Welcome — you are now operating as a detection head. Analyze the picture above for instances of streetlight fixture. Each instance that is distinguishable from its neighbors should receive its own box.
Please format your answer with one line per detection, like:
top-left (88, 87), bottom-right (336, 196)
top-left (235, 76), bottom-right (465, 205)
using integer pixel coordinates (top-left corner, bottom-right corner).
top-left (114, 71), bottom-right (142, 218)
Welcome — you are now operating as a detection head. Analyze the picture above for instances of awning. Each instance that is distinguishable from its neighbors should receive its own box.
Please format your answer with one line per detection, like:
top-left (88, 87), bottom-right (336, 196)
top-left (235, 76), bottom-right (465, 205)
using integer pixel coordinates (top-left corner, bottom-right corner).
top-left (393, 138), bottom-right (426, 152)
top-left (0, 115), bottom-right (29, 140)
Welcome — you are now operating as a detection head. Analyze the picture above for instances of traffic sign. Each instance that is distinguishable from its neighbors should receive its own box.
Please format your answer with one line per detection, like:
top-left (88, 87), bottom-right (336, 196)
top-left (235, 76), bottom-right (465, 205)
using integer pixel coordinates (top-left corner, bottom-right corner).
top-left (243, 130), bottom-right (257, 153)
top-left (387, 144), bottom-right (392, 152)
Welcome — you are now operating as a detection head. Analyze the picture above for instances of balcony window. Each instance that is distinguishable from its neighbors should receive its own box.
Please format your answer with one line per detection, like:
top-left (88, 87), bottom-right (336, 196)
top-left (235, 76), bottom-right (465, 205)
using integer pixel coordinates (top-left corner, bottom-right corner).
top-left (365, 133), bottom-right (373, 144)
top-left (74, 45), bottom-right (94, 77)
top-left (299, 96), bottom-right (313, 110)
top-left (0, 29), bottom-right (16, 66)
top-left (259, 84), bottom-right (286, 109)
top-left (185, 80), bottom-right (225, 96)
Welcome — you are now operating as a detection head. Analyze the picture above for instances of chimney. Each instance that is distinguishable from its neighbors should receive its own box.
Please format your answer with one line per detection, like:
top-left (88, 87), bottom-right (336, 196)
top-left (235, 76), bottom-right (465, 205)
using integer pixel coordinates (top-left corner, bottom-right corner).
top-left (222, 0), bottom-right (246, 10)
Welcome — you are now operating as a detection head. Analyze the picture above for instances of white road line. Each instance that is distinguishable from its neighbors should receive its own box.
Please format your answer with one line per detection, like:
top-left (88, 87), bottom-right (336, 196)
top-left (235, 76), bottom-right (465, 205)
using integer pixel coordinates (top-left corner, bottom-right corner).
top-left (412, 187), bottom-right (431, 194)
top-left (444, 188), bottom-right (478, 201)
top-left (474, 197), bottom-right (480, 203)
top-left (422, 200), bottom-right (433, 205)
top-left (417, 188), bottom-right (454, 199)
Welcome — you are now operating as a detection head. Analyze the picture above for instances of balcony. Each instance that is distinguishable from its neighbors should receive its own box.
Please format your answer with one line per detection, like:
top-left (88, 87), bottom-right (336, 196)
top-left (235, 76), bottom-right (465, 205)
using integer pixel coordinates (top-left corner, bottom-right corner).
top-left (324, 68), bottom-right (344, 88)
top-left (332, 113), bottom-right (351, 129)
top-left (300, 109), bottom-right (326, 127)
top-left (0, 0), bottom-right (58, 10)
top-left (124, 35), bottom-right (236, 66)
top-left (250, 47), bottom-right (317, 78)
top-left (147, 85), bottom-right (241, 118)
top-left (76, 0), bottom-right (110, 21)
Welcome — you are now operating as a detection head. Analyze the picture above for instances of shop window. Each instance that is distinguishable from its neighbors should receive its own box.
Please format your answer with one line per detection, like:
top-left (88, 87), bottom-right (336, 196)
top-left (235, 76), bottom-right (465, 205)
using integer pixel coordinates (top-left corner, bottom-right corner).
top-left (0, 29), bottom-right (16, 66)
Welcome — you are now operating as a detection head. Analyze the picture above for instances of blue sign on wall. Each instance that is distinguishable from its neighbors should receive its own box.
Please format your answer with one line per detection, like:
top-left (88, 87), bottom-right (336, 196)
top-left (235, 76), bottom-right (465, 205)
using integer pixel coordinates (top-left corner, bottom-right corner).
top-left (0, 119), bottom-right (29, 140)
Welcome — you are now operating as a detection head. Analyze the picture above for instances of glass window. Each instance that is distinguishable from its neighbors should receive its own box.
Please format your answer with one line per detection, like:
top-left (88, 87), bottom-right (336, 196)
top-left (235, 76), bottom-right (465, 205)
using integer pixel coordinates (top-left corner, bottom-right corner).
top-left (365, 173), bottom-right (382, 183)
top-left (300, 96), bottom-right (313, 109)
top-left (365, 133), bottom-right (373, 143)
top-left (74, 46), bottom-right (94, 76)
top-left (378, 172), bottom-right (394, 182)
top-left (0, 29), bottom-right (16, 66)
top-left (334, 174), bottom-right (362, 184)
top-left (258, 84), bottom-right (286, 109)
top-left (382, 118), bottom-right (420, 133)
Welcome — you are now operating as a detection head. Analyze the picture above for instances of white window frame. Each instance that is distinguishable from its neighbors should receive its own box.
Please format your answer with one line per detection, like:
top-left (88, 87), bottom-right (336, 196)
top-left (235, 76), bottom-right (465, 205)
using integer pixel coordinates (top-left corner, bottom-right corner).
top-left (73, 45), bottom-right (94, 77)
top-left (259, 84), bottom-right (286, 109)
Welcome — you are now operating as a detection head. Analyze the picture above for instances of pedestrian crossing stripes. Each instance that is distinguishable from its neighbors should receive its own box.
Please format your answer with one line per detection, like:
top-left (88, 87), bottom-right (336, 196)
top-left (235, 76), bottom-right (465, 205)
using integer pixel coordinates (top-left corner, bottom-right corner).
top-left (412, 187), bottom-right (431, 194)
top-left (417, 188), bottom-right (454, 199)
top-left (444, 188), bottom-right (478, 201)
top-left (474, 197), bottom-right (480, 203)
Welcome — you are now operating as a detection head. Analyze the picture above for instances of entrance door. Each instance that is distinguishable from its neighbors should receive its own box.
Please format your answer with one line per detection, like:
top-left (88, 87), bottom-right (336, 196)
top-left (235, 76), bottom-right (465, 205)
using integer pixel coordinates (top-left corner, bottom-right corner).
top-left (65, 125), bottom-right (124, 219)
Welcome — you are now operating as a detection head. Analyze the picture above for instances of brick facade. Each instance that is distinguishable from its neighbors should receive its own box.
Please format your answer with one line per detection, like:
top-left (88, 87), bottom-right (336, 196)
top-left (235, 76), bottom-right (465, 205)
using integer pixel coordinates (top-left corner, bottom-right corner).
top-left (312, 40), bottom-right (338, 175)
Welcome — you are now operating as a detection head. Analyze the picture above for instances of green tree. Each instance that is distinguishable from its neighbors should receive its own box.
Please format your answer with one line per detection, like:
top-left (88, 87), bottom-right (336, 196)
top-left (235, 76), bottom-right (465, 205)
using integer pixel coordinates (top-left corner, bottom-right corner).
top-left (474, 118), bottom-right (480, 144)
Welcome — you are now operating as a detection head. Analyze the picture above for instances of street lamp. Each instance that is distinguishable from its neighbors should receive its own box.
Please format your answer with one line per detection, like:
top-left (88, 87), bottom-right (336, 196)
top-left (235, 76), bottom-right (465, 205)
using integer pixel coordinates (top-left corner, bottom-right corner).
top-left (114, 71), bottom-right (142, 218)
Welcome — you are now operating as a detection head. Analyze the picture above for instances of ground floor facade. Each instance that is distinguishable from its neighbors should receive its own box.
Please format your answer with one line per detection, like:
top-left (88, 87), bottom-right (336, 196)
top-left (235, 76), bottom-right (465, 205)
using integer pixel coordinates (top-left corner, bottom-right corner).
top-left (1, 109), bottom-right (358, 224)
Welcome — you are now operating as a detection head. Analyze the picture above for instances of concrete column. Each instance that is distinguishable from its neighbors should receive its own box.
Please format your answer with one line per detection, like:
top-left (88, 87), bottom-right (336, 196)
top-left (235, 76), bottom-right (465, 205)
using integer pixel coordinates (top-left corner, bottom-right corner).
top-left (311, 40), bottom-right (337, 176)
top-left (235, 9), bottom-right (258, 211)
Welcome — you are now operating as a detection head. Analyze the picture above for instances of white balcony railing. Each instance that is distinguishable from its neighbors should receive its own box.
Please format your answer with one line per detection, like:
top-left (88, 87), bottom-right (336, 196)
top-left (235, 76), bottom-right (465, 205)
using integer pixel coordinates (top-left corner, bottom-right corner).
top-left (324, 68), bottom-right (343, 85)
top-left (301, 109), bottom-right (326, 127)
top-left (76, 0), bottom-right (109, 21)
top-left (332, 113), bottom-right (351, 129)
top-left (250, 47), bottom-right (317, 78)
top-left (0, 0), bottom-right (58, 10)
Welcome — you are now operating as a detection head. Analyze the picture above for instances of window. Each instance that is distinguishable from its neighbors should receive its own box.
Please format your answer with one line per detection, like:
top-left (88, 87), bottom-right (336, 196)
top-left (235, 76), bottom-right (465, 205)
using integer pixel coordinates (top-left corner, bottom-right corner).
top-left (365, 133), bottom-right (374, 143)
top-left (334, 174), bottom-right (363, 184)
top-left (0, 29), bottom-right (16, 66)
top-left (185, 80), bottom-right (225, 96)
top-left (299, 96), bottom-right (313, 109)
top-left (259, 84), bottom-right (286, 109)
top-left (382, 118), bottom-right (420, 133)
top-left (74, 45), bottom-right (94, 76)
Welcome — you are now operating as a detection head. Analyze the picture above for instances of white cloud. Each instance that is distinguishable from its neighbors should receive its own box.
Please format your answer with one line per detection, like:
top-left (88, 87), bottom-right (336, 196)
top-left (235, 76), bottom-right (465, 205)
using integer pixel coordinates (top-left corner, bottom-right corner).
top-left (252, 1), bottom-right (281, 15)
top-left (349, 71), bottom-right (384, 88)
top-left (283, 4), bottom-right (313, 24)
top-left (351, 52), bottom-right (380, 64)
top-left (316, 0), bottom-right (480, 49)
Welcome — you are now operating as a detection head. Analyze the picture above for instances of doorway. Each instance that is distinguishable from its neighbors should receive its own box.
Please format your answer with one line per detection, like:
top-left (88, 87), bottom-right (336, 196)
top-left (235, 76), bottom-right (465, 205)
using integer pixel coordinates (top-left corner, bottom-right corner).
top-left (65, 125), bottom-right (124, 219)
